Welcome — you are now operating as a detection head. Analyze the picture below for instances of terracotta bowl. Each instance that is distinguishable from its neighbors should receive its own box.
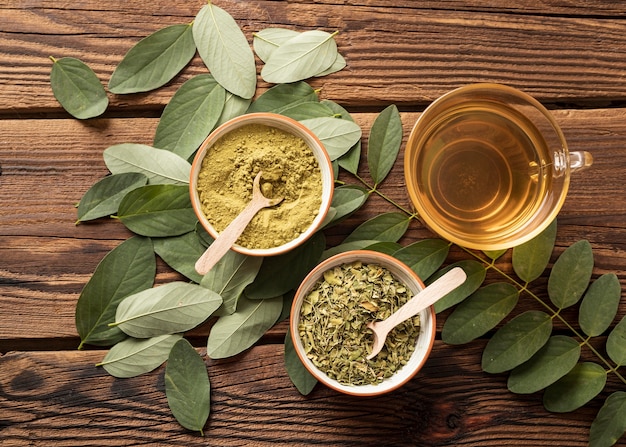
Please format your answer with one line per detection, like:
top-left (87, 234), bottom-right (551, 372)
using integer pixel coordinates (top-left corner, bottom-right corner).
top-left (290, 250), bottom-right (436, 396)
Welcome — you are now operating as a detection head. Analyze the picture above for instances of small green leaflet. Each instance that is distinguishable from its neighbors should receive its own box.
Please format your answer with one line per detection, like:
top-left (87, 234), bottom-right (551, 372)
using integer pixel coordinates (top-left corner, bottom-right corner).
top-left (112, 282), bottom-right (222, 339)
top-left (108, 24), bottom-right (196, 94)
top-left (193, 3), bottom-right (256, 99)
top-left (284, 329), bottom-right (317, 395)
top-left (299, 117), bottom-right (362, 161)
top-left (323, 185), bottom-right (369, 228)
top-left (512, 219), bottom-right (557, 283)
top-left (367, 105), bottom-right (402, 186)
top-left (343, 212), bottom-right (410, 244)
top-left (431, 260), bottom-right (486, 313)
top-left (206, 295), bottom-right (283, 359)
top-left (97, 333), bottom-right (182, 378)
top-left (103, 144), bottom-right (191, 185)
top-left (165, 339), bottom-right (211, 435)
top-left (217, 92), bottom-right (251, 127)
top-left (153, 232), bottom-right (207, 284)
top-left (321, 100), bottom-right (362, 175)
top-left (589, 392), bottom-right (626, 447)
top-left (154, 74), bottom-right (226, 160)
top-left (548, 239), bottom-right (594, 309)
top-left (607, 315), bottom-right (626, 366)
top-left (543, 362), bottom-right (607, 412)
top-left (247, 81), bottom-right (318, 114)
top-left (253, 28), bottom-right (300, 63)
top-left (75, 236), bottom-right (155, 348)
top-left (49, 56), bottom-right (108, 119)
top-left (579, 273), bottom-right (622, 337)
top-left (117, 184), bottom-right (197, 237)
top-left (393, 239), bottom-right (450, 280)
top-left (76, 172), bottom-right (148, 222)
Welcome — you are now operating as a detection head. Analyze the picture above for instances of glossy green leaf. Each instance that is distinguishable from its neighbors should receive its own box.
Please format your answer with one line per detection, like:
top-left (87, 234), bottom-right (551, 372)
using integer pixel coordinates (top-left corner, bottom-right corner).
top-left (246, 82), bottom-right (318, 114)
top-left (442, 282), bottom-right (519, 345)
top-left (507, 335), bottom-right (580, 394)
top-left (200, 250), bottom-right (263, 316)
top-left (323, 185), bottom-right (369, 228)
top-left (76, 173), bottom-right (148, 222)
top-left (217, 92), bottom-right (251, 127)
top-left (367, 105), bottom-right (402, 186)
top-left (153, 232), bottom-right (207, 284)
top-left (112, 282), bottom-right (222, 338)
top-left (193, 3), bottom-right (256, 99)
top-left (430, 260), bottom-right (486, 313)
top-left (246, 232), bottom-right (326, 299)
top-left (75, 237), bottom-right (155, 348)
top-left (103, 143), bottom-right (191, 185)
top-left (50, 56), bottom-right (108, 119)
top-left (165, 339), bottom-right (210, 435)
top-left (589, 391), bottom-right (626, 447)
top-left (117, 184), bottom-right (197, 237)
top-left (543, 362), bottom-right (607, 412)
top-left (607, 315), bottom-right (626, 366)
top-left (207, 295), bottom-right (283, 359)
top-left (253, 28), bottom-right (301, 63)
top-left (548, 239), bottom-right (594, 309)
top-left (579, 273), bottom-right (622, 337)
top-left (97, 333), bottom-right (182, 378)
top-left (343, 212), bottom-right (410, 244)
top-left (284, 329), bottom-right (317, 395)
top-left (481, 310), bottom-right (552, 374)
top-left (154, 74), bottom-right (226, 160)
top-left (299, 117), bottom-right (362, 161)
top-left (512, 219), bottom-right (557, 283)
top-left (108, 24), bottom-right (195, 94)
top-left (321, 100), bottom-right (362, 175)
top-left (393, 239), bottom-right (450, 280)
top-left (364, 241), bottom-right (403, 255)
top-left (261, 30), bottom-right (338, 83)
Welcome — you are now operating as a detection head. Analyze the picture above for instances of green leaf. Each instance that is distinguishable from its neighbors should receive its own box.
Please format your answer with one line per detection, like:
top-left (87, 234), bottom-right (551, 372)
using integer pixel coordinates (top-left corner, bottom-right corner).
top-left (367, 105), bottom-right (402, 186)
top-left (343, 212), bottom-right (410, 244)
top-left (76, 173), bottom-right (148, 222)
top-left (579, 273), bottom-right (622, 337)
top-left (154, 74), bottom-right (226, 160)
top-left (50, 56), bottom-right (108, 119)
top-left (75, 237), bottom-right (155, 348)
top-left (607, 315), bottom-right (626, 366)
top-left (543, 362), bottom-right (607, 412)
top-left (512, 219), bottom-right (557, 283)
top-left (323, 185), bottom-right (369, 228)
top-left (483, 249), bottom-right (507, 261)
top-left (481, 310), bottom-right (552, 374)
top-left (117, 184), bottom-right (197, 237)
top-left (108, 24), bottom-right (196, 94)
top-left (321, 240), bottom-right (380, 260)
top-left (284, 329), bottom-right (317, 395)
top-left (431, 260), bottom-right (486, 313)
top-left (261, 30), bottom-right (338, 83)
top-left (299, 117), bottom-right (362, 161)
top-left (321, 100), bottom-right (362, 175)
top-left (217, 92), bottom-right (251, 127)
top-left (589, 392), bottom-right (626, 447)
top-left (246, 82), bottom-right (318, 114)
top-left (548, 240), bottom-right (594, 309)
top-left (315, 52), bottom-right (346, 77)
top-left (393, 239), bottom-right (450, 280)
top-left (112, 282), bottom-right (222, 338)
top-left (207, 295), bottom-right (283, 359)
top-left (103, 143), bottom-right (191, 185)
top-left (507, 335), bottom-right (580, 394)
top-left (363, 241), bottom-right (403, 255)
top-left (165, 339), bottom-right (210, 435)
top-left (200, 250), bottom-right (263, 316)
top-left (253, 28), bottom-right (301, 63)
top-left (276, 101), bottom-right (335, 121)
top-left (97, 333), bottom-right (182, 378)
top-left (193, 3), bottom-right (256, 99)
top-left (442, 282), bottom-right (519, 345)
top-left (153, 232), bottom-right (207, 284)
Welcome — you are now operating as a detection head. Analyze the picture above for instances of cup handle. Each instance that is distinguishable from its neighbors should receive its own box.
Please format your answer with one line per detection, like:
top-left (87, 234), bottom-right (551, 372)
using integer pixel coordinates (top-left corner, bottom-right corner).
top-left (569, 151), bottom-right (593, 172)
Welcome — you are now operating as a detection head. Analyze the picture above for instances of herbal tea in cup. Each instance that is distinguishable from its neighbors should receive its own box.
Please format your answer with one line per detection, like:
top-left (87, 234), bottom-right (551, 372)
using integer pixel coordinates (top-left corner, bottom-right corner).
top-left (404, 83), bottom-right (593, 251)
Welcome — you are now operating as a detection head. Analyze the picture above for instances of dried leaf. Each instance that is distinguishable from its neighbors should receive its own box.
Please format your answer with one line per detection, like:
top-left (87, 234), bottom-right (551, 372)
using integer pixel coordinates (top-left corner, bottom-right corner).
top-left (543, 362), bottom-right (607, 412)
top-left (284, 329), bottom-right (317, 395)
top-left (589, 392), bottom-right (626, 447)
top-left (548, 240), bottom-right (594, 309)
top-left (393, 239), bottom-right (450, 280)
top-left (343, 212), bottom-right (410, 244)
top-left (512, 219), bottom-right (557, 283)
top-left (367, 105), bottom-right (402, 186)
top-left (607, 315), bottom-right (626, 366)
top-left (76, 173), bottom-right (148, 222)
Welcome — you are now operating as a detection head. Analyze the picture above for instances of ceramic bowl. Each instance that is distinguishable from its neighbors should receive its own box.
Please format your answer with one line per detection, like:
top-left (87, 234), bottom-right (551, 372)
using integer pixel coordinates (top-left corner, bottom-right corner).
top-left (190, 112), bottom-right (334, 257)
top-left (290, 250), bottom-right (436, 396)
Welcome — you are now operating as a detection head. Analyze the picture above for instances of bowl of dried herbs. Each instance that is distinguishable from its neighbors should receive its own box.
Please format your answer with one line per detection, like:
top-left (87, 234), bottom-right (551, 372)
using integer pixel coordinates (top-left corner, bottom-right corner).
top-left (290, 250), bottom-right (436, 396)
top-left (190, 112), bottom-right (334, 258)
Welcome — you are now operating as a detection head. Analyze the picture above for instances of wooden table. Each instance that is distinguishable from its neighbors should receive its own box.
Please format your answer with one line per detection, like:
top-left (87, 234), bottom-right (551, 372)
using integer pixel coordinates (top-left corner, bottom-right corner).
top-left (1, 1), bottom-right (625, 445)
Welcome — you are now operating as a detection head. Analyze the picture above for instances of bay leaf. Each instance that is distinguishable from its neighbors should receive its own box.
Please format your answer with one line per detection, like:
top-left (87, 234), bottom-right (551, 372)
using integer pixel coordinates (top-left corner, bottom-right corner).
top-left (165, 339), bottom-right (210, 435)
top-left (548, 239), bottom-right (594, 309)
top-left (343, 212), bottom-right (410, 244)
top-left (323, 184), bottom-right (369, 228)
top-left (97, 333), bottom-right (182, 378)
top-left (253, 27), bottom-right (300, 63)
top-left (217, 92), bottom-right (251, 127)
top-left (76, 172), bottom-right (148, 222)
top-left (507, 335), bottom-right (580, 394)
top-left (154, 74), bottom-right (226, 160)
top-left (481, 310), bottom-right (552, 374)
top-left (299, 116), bottom-right (362, 161)
top-left (153, 231), bottom-right (207, 284)
top-left (112, 282), bottom-right (222, 338)
top-left (117, 184), bottom-right (197, 237)
top-left (607, 315), bottom-right (626, 366)
top-left (393, 239), bottom-right (450, 280)
top-left (284, 329), bottom-right (317, 395)
top-left (49, 56), bottom-right (108, 119)
top-left (431, 260), bottom-right (486, 313)
top-left (193, 3), bottom-right (256, 99)
top-left (261, 30), bottom-right (339, 83)
top-left (543, 362), bottom-right (607, 412)
top-left (579, 273), bottom-right (621, 337)
top-left (441, 282), bottom-right (519, 345)
top-left (246, 81), bottom-right (318, 114)
top-left (367, 105), bottom-right (402, 186)
top-left (103, 143), bottom-right (191, 185)
top-left (108, 24), bottom-right (196, 94)
top-left (75, 236), bottom-right (155, 348)
top-left (321, 100), bottom-right (362, 175)
top-left (589, 391), bottom-right (626, 447)
top-left (206, 295), bottom-right (283, 359)
top-left (512, 219), bottom-right (557, 283)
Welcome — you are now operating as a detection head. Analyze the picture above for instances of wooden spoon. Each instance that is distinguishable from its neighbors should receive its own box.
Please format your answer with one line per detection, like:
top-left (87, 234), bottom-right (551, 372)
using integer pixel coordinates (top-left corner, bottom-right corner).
top-left (366, 267), bottom-right (467, 360)
top-left (195, 171), bottom-right (283, 275)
